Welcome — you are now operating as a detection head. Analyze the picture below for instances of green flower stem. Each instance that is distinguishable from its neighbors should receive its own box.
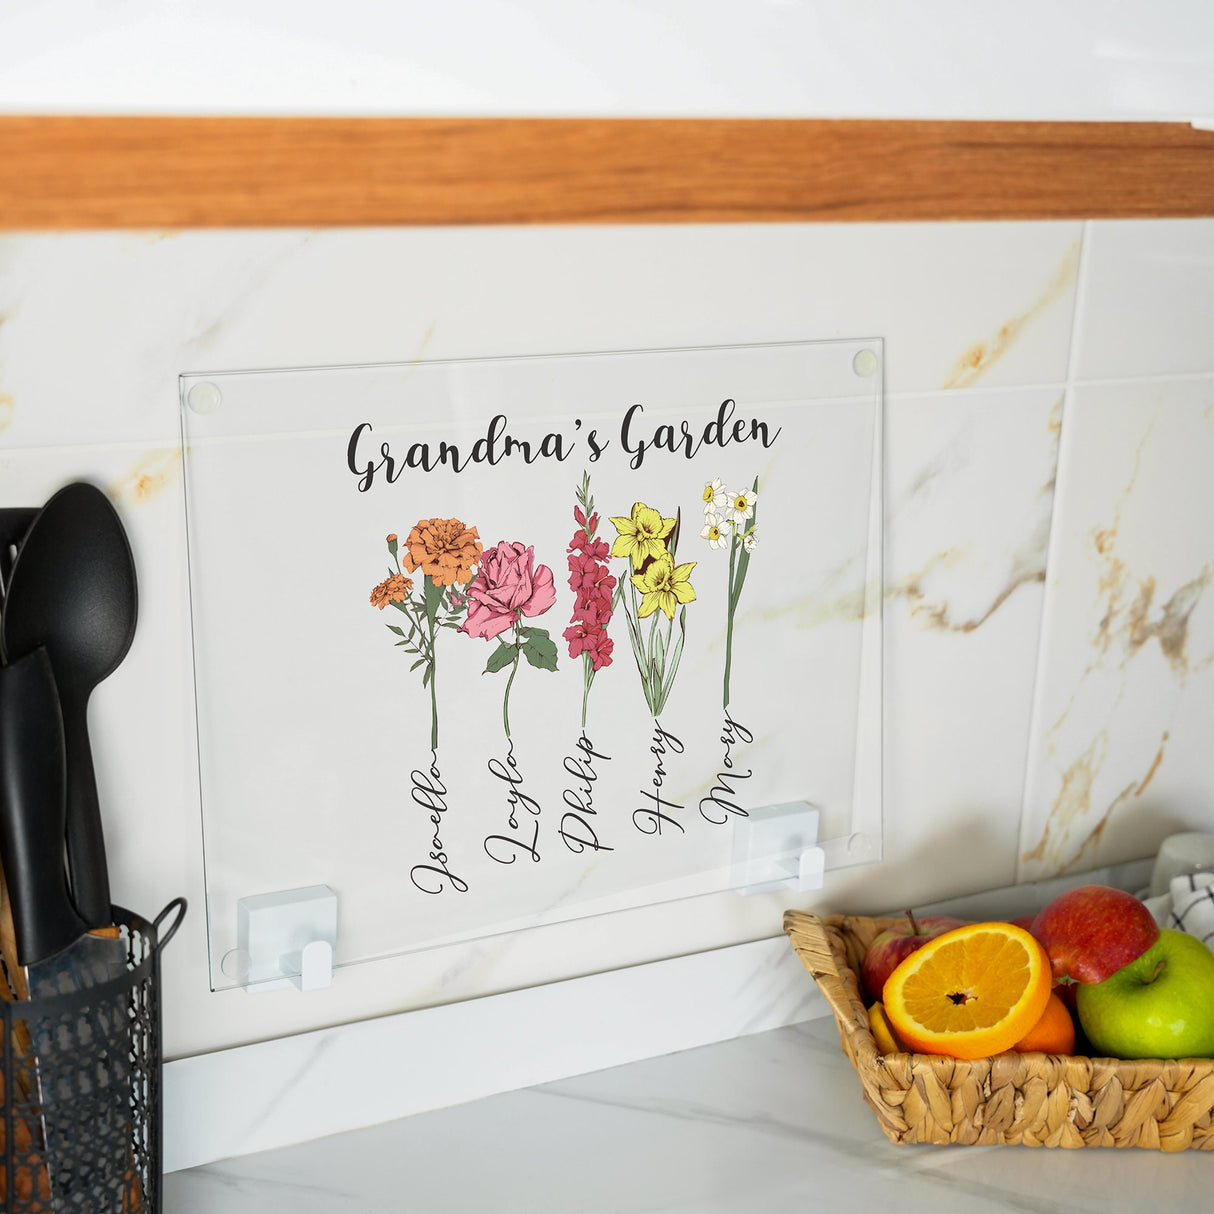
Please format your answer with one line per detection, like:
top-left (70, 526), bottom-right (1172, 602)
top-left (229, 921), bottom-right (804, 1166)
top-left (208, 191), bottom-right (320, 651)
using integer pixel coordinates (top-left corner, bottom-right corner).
top-left (581, 651), bottom-right (594, 728)
top-left (428, 610), bottom-right (439, 751)
top-left (501, 622), bottom-right (528, 739)
top-left (723, 532), bottom-right (738, 709)
top-left (503, 648), bottom-right (520, 739)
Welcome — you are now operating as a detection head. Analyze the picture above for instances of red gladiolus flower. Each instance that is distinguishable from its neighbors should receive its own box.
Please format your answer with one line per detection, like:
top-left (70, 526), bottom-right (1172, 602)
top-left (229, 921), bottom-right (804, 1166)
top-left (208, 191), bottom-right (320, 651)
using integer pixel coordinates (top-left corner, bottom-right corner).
top-left (566, 499), bottom-right (615, 671)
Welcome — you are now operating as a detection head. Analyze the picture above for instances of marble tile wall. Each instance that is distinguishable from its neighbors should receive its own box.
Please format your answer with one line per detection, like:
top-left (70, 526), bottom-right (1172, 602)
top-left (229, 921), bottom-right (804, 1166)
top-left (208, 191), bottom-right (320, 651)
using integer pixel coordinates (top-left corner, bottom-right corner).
top-left (0, 219), bottom-right (1209, 1059)
top-left (1018, 221), bottom-right (1214, 880)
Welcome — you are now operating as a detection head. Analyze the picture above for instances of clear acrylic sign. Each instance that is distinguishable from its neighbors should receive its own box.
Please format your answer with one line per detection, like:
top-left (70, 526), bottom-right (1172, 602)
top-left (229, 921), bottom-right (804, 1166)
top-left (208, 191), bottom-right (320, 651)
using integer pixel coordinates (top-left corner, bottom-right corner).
top-left (180, 341), bottom-right (883, 989)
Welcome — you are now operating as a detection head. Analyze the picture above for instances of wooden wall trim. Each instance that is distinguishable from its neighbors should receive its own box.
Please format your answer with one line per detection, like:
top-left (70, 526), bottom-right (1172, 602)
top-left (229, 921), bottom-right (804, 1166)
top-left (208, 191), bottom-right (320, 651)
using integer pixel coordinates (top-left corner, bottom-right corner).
top-left (1, 116), bottom-right (1212, 229)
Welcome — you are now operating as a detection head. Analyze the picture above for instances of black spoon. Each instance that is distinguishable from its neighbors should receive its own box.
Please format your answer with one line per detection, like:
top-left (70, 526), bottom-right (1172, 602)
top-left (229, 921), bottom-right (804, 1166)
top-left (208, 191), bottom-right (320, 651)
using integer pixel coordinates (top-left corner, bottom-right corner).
top-left (0, 482), bottom-right (137, 930)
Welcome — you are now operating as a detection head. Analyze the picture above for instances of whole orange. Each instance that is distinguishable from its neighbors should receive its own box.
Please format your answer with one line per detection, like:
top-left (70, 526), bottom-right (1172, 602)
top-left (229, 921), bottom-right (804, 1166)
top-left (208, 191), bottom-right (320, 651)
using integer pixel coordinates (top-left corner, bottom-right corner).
top-left (1012, 990), bottom-right (1075, 1055)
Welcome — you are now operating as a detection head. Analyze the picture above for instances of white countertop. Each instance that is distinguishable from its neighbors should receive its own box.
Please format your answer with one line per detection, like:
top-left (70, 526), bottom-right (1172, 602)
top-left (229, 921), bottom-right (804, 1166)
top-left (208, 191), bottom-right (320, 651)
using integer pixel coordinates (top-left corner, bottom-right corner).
top-left (165, 1016), bottom-right (1211, 1213)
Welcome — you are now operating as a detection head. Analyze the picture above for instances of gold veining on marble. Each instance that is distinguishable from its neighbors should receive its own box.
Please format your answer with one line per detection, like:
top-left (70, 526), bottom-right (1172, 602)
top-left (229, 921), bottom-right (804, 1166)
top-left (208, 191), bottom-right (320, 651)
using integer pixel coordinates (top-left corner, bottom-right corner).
top-left (1127, 573), bottom-right (1212, 677)
top-left (1022, 730), bottom-right (1107, 867)
top-left (742, 576), bottom-right (872, 631)
top-left (1084, 420), bottom-right (1212, 680)
top-left (942, 242), bottom-right (1080, 390)
top-left (1135, 730), bottom-right (1170, 797)
top-left (1023, 396), bottom-right (1214, 877)
top-left (1047, 395), bottom-right (1064, 438)
top-left (109, 448), bottom-right (182, 503)
top-left (1021, 730), bottom-right (1140, 875)
top-left (893, 535), bottom-right (1049, 635)
top-left (886, 394), bottom-right (1062, 642)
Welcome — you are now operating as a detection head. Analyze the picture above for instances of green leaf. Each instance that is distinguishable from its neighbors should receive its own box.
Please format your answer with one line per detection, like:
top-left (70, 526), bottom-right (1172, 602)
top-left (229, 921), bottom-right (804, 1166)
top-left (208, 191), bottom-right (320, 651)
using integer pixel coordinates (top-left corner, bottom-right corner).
top-left (660, 617), bottom-right (686, 703)
top-left (387, 624), bottom-right (405, 636)
top-left (653, 607), bottom-right (687, 714)
top-left (656, 645), bottom-right (683, 715)
top-left (424, 575), bottom-right (445, 627)
top-left (422, 665), bottom-right (433, 687)
top-left (484, 642), bottom-right (517, 674)
top-left (389, 598), bottom-right (412, 617)
top-left (522, 630), bottom-right (559, 672)
top-left (409, 657), bottom-right (427, 672)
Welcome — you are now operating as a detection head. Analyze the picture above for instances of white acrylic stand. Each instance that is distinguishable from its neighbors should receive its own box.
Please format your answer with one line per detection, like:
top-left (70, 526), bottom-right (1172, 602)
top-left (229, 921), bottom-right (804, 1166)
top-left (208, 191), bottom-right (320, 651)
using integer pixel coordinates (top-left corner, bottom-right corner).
top-left (231, 885), bottom-right (339, 993)
top-left (731, 803), bottom-right (826, 896)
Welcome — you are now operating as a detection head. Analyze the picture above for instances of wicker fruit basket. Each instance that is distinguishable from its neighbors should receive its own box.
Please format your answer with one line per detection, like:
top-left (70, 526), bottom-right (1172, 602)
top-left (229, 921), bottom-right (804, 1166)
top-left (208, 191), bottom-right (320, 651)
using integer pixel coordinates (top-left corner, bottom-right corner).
top-left (784, 909), bottom-right (1214, 1150)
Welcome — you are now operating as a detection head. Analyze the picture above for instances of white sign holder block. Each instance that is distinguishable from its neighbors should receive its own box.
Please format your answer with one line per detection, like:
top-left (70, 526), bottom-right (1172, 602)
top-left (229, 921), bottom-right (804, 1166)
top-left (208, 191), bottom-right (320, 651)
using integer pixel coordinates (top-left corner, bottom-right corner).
top-left (731, 802), bottom-right (826, 896)
top-left (235, 884), bottom-right (338, 993)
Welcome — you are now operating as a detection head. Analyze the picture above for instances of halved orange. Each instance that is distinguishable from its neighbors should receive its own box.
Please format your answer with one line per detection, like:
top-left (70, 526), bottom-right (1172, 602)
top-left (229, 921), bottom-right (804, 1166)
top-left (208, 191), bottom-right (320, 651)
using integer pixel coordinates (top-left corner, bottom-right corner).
top-left (883, 922), bottom-right (1053, 1060)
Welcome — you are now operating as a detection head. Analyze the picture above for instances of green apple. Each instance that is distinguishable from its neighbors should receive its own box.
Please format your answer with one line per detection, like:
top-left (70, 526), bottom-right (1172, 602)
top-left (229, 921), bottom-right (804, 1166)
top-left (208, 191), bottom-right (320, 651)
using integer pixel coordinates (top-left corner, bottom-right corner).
top-left (1076, 930), bottom-right (1214, 1059)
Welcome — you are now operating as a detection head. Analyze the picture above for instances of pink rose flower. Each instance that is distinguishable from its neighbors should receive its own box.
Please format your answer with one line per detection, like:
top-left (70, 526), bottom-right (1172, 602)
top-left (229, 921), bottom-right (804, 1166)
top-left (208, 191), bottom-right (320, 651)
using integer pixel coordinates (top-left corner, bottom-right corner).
top-left (461, 540), bottom-right (556, 640)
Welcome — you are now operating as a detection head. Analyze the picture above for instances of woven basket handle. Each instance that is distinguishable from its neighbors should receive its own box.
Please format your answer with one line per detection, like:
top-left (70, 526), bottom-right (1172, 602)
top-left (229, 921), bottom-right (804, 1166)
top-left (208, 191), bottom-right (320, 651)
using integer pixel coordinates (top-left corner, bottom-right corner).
top-left (783, 909), bottom-right (870, 1035)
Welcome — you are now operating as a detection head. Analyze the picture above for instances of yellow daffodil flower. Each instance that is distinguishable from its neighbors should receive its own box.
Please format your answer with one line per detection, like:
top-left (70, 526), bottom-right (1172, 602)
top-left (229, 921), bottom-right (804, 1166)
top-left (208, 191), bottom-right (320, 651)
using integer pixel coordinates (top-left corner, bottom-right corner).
top-left (609, 502), bottom-right (676, 570)
top-left (630, 552), bottom-right (697, 620)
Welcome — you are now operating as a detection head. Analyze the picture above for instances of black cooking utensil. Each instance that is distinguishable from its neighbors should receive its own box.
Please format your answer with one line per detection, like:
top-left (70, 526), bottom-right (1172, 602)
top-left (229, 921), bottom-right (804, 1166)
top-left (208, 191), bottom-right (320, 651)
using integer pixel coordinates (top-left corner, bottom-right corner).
top-left (0, 505), bottom-right (36, 594)
top-left (0, 647), bottom-right (89, 977)
top-left (0, 482), bottom-right (138, 930)
top-left (0, 645), bottom-right (134, 1207)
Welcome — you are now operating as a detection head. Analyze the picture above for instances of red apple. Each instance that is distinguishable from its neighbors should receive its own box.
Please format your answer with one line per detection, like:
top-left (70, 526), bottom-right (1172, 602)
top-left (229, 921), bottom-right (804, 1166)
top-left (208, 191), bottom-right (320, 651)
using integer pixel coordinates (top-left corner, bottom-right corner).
top-left (861, 911), bottom-right (969, 1001)
top-left (1030, 884), bottom-right (1159, 985)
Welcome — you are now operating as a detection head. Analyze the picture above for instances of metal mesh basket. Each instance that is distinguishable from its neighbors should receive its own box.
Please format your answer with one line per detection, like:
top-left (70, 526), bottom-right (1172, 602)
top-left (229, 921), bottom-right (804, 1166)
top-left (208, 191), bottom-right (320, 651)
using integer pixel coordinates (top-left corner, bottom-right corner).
top-left (2, 899), bottom-right (185, 1212)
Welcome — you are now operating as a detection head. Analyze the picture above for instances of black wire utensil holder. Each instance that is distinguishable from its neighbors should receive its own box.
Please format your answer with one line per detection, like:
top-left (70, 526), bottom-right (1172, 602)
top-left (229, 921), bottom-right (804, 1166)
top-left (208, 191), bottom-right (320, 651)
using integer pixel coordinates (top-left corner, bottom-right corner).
top-left (2, 899), bottom-right (185, 1213)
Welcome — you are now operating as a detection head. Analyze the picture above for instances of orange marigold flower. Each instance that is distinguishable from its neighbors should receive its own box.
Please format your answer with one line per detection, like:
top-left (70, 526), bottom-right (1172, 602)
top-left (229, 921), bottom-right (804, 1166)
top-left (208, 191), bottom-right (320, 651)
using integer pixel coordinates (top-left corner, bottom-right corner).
top-left (370, 573), bottom-right (414, 609)
top-left (386, 533), bottom-right (398, 543)
top-left (403, 518), bottom-right (483, 587)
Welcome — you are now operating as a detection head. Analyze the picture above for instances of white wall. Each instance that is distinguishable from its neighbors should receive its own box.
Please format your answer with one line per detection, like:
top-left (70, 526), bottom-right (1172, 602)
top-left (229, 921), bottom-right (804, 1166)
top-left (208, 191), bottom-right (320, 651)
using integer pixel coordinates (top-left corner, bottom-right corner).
top-left (2, 1), bottom-right (1214, 121)
top-left (3, 219), bottom-right (1213, 1060)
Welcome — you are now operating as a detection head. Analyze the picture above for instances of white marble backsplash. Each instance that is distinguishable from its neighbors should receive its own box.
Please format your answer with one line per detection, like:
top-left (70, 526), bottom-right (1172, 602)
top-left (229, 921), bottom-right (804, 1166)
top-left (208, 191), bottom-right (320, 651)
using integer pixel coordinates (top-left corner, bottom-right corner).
top-left (1, 218), bottom-right (1211, 1063)
top-left (1019, 375), bottom-right (1214, 879)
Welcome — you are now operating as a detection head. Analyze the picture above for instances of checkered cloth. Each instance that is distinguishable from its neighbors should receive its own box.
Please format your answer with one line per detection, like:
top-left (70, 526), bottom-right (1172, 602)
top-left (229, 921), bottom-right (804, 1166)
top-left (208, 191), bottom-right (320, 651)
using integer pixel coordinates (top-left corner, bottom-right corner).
top-left (1167, 872), bottom-right (1214, 949)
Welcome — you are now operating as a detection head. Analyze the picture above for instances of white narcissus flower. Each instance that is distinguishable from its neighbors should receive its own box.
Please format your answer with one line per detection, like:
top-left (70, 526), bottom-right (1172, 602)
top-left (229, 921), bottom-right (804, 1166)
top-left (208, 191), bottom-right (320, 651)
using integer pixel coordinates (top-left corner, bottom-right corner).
top-left (701, 477), bottom-right (729, 514)
top-left (700, 513), bottom-right (732, 550)
top-left (729, 487), bottom-right (757, 522)
top-left (742, 530), bottom-right (757, 553)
